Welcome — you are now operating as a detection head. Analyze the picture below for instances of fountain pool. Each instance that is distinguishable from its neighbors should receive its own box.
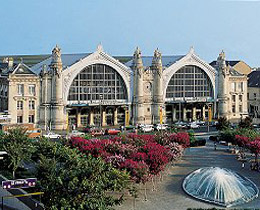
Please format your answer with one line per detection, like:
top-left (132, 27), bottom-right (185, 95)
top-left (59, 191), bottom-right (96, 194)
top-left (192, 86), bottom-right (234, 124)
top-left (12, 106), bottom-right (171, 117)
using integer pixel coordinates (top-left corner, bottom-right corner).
top-left (183, 167), bottom-right (259, 207)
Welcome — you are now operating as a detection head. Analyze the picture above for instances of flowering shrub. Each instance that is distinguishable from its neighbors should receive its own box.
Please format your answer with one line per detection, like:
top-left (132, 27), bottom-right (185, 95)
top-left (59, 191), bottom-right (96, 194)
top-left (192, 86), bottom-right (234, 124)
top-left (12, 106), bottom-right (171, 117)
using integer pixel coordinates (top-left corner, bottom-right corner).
top-left (119, 159), bottom-right (149, 183)
top-left (69, 132), bottom-right (186, 183)
top-left (235, 135), bottom-right (249, 148)
top-left (248, 138), bottom-right (260, 156)
top-left (141, 143), bottom-right (171, 175)
top-left (169, 132), bottom-right (190, 148)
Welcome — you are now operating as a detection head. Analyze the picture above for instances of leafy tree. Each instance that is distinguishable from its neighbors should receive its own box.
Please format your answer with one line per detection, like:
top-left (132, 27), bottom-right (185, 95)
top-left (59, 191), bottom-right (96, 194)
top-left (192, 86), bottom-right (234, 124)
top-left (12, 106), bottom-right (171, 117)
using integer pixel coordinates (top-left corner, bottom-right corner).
top-left (216, 117), bottom-right (230, 131)
top-left (239, 116), bottom-right (253, 129)
top-left (0, 128), bottom-right (34, 179)
top-left (33, 139), bottom-right (129, 210)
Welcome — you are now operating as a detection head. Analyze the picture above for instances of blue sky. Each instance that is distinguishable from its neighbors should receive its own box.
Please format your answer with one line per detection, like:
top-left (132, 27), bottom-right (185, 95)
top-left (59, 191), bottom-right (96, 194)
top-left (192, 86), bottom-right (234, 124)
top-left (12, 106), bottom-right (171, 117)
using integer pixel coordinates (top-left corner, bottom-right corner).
top-left (1, 0), bottom-right (260, 66)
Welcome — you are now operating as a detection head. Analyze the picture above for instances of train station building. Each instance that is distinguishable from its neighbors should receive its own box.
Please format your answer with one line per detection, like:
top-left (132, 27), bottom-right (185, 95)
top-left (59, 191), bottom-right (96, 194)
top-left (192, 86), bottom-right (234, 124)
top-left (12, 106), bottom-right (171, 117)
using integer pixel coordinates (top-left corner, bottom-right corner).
top-left (0, 45), bottom-right (249, 130)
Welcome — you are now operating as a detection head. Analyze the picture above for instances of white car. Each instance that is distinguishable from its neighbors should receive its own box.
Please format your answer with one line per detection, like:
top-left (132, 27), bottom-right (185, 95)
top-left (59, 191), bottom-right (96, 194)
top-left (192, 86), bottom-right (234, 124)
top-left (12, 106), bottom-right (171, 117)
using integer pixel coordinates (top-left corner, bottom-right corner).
top-left (69, 130), bottom-right (85, 137)
top-left (188, 122), bottom-right (200, 129)
top-left (155, 124), bottom-right (167, 131)
top-left (43, 132), bottom-right (62, 139)
top-left (140, 125), bottom-right (154, 133)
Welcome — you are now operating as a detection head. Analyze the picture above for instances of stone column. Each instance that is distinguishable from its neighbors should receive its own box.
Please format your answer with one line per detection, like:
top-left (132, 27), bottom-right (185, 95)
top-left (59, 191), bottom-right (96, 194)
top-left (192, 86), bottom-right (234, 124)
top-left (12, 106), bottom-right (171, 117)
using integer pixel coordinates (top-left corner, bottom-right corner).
top-left (183, 107), bottom-right (187, 121)
top-left (90, 109), bottom-right (94, 125)
top-left (102, 110), bottom-right (106, 126)
top-left (76, 108), bottom-right (81, 128)
top-left (202, 106), bottom-right (206, 121)
top-left (172, 106), bottom-right (177, 122)
top-left (192, 107), bottom-right (197, 121)
top-left (114, 108), bottom-right (118, 125)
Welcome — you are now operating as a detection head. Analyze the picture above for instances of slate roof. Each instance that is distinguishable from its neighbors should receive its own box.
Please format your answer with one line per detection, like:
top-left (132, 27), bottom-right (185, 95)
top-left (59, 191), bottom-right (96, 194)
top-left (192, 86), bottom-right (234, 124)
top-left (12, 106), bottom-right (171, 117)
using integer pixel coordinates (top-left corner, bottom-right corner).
top-left (124, 55), bottom-right (184, 68)
top-left (210, 60), bottom-right (240, 68)
top-left (248, 70), bottom-right (260, 88)
top-left (31, 53), bottom-right (90, 75)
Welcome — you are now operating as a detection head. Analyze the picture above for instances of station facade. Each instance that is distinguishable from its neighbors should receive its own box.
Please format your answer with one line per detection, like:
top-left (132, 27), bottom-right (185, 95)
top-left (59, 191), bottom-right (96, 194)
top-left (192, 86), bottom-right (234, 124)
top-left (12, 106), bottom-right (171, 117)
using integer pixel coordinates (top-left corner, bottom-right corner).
top-left (0, 45), bottom-right (249, 130)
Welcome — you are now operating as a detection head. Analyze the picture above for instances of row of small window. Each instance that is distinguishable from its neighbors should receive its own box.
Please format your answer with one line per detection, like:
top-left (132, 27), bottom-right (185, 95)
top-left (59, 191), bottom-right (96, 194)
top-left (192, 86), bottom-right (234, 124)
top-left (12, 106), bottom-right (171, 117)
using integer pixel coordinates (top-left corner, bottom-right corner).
top-left (232, 95), bottom-right (243, 103)
top-left (71, 80), bottom-right (122, 86)
top-left (68, 93), bottom-right (126, 101)
top-left (166, 92), bottom-right (211, 98)
top-left (17, 84), bottom-right (36, 96)
top-left (17, 101), bottom-right (35, 110)
top-left (17, 115), bottom-right (34, 123)
top-left (168, 79), bottom-right (209, 86)
top-left (231, 82), bottom-right (244, 92)
top-left (173, 74), bottom-right (207, 79)
top-left (232, 105), bottom-right (243, 113)
top-left (167, 86), bottom-right (210, 92)
top-left (69, 87), bottom-right (125, 94)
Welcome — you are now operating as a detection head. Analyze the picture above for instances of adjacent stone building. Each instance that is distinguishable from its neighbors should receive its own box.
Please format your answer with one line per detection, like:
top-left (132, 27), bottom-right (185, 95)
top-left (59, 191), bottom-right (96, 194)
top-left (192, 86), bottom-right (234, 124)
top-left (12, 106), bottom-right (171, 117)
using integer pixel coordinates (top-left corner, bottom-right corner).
top-left (0, 45), bottom-right (250, 130)
top-left (248, 69), bottom-right (260, 124)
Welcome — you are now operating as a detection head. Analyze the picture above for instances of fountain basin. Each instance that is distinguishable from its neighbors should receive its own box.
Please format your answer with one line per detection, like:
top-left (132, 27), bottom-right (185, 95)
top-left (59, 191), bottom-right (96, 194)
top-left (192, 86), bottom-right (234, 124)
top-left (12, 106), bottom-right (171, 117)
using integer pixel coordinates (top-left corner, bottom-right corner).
top-left (183, 167), bottom-right (259, 207)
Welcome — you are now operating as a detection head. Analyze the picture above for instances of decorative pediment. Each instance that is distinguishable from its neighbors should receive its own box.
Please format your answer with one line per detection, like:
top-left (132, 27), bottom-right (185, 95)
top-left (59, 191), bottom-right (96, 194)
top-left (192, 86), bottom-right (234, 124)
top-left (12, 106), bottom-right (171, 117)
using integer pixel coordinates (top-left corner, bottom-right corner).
top-left (11, 63), bottom-right (36, 75)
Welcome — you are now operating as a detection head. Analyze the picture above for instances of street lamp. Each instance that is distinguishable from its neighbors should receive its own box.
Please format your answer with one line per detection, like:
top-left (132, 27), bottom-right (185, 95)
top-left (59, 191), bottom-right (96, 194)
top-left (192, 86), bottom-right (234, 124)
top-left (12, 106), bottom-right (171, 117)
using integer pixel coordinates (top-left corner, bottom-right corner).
top-left (205, 103), bottom-right (212, 133)
top-left (99, 94), bottom-right (103, 128)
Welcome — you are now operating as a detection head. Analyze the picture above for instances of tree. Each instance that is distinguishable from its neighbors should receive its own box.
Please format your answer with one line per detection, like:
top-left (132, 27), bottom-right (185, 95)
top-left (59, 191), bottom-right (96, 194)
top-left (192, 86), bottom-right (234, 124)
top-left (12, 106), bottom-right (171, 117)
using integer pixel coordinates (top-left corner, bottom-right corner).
top-left (33, 139), bottom-right (129, 210)
top-left (216, 117), bottom-right (230, 130)
top-left (239, 116), bottom-right (253, 129)
top-left (0, 128), bottom-right (33, 179)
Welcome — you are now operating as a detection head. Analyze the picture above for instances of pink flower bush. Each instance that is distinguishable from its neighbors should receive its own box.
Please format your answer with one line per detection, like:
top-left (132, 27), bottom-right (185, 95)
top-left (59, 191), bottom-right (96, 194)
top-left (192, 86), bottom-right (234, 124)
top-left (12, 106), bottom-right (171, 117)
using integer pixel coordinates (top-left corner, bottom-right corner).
top-left (248, 138), bottom-right (260, 156)
top-left (119, 159), bottom-right (149, 183)
top-left (235, 135), bottom-right (249, 148)
top-left (69, 132), bottom-right (186, 183)
top-left (169, 132), bottom-right (190, 148)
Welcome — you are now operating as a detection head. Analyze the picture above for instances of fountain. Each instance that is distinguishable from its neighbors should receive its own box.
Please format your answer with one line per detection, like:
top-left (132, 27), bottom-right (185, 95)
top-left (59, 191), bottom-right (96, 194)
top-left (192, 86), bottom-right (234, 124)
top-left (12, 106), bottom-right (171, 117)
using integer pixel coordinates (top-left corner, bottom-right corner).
top-left (183, 167), bottom-right (259, 207)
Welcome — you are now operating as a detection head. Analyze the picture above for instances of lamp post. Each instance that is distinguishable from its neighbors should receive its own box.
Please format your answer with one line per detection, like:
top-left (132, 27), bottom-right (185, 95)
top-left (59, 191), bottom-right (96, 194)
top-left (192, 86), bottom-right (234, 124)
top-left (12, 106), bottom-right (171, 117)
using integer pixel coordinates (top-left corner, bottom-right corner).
top-left (205, 103), bottom-right (212, 133)
top-left (99, 94), bottom-right (103, 128)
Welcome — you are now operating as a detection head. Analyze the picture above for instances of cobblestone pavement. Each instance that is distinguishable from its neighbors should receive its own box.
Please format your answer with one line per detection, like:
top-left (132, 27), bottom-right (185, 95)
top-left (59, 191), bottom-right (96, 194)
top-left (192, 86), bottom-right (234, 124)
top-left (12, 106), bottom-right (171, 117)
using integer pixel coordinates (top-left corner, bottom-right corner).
top-left (116, 140), bottom-right (260, 210)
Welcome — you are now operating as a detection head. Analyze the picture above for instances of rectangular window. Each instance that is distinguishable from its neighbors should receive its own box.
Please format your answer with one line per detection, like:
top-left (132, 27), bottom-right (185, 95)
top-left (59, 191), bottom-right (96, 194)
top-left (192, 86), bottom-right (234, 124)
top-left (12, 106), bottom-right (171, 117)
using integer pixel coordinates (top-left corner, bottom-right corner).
top-left (239, 105), bottom-right (242, 112)
top-left (232, 105), bottom-right (236, 113)
top-left (28, 85), bottom-right (36, 95)
top-left (254, 93), bottom-right (257, 100)
top-left (239, 95), bottom-right (242, 102)
top-left (17, 101), bottom-right (23, 110)
top-left (232, 95), bottom-right (236, 103)
top-left (29, 100), bottom-right (35, 110)
top-left (17, 84), bottom-right (24, 95)
top-left (241, 82), bottom-right (243, 92)
top-left (17, 116), bottom-right (23, 123)
top-left (28, 115), bottom-right (34, 123)
top-left (231, 82), bottom-right (235, 92)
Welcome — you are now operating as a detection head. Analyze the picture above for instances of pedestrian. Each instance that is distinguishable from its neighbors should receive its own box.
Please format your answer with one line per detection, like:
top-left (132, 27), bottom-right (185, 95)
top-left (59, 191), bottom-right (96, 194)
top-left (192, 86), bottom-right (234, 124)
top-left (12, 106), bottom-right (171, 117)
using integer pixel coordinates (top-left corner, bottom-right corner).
top-left (214, 141), bottom-right (217, 150)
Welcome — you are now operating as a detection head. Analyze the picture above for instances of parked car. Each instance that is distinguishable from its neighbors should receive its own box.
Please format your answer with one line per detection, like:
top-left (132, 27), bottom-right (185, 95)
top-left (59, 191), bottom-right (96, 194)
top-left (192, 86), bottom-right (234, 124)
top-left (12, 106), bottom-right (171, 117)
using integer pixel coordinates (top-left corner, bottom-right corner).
top-left (140, 125), bottom-right (154, 133)
top-left (90, 129), bottom-right (104, 137)
top-left (174, 121), bottom-right (188, 129)
top-left (69, 130), bottom-right (85, 137)
top-left (43, 132), bottom-right (62, 139)
top-left (195, 121), bottom-right (206, 126)
top-left (188, 122), bottom-right (200, 129)
top-left (107, 129), bottom-right (121, 135)
top-left (155, 124), bottom-right (167, 131)
top-left (27, 129), bottom-right (42, 139)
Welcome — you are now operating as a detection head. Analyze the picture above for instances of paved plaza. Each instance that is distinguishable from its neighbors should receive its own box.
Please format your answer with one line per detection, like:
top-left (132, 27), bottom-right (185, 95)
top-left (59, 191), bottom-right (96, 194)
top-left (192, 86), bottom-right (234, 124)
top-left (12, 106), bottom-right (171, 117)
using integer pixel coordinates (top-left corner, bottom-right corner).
top-left (117, 140), bottom-right (260, 210)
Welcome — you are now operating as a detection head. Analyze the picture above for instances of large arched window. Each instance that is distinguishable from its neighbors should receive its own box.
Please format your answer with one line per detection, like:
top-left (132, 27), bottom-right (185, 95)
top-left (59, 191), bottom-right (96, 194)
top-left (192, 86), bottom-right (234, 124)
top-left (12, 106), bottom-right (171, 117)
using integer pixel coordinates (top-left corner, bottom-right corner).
top-left (68, 64), bottom-right (127, 101)
top-left (166, 65), bottom-right (213, 99)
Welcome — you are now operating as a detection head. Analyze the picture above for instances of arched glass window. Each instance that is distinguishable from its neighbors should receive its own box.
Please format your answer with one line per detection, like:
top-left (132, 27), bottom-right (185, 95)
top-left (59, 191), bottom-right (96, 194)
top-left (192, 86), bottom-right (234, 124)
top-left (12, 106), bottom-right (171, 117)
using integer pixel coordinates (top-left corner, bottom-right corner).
top-left (68, 64), bottom-right (127, 101)
top-left (166, 65), bottom-right (213, 99)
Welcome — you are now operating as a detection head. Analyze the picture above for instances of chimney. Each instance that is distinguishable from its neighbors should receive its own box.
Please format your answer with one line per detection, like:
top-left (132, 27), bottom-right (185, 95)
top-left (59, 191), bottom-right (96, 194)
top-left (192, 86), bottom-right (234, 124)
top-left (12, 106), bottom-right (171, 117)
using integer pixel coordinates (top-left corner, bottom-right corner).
top-left (3, 57), bottom-right (14, 69)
